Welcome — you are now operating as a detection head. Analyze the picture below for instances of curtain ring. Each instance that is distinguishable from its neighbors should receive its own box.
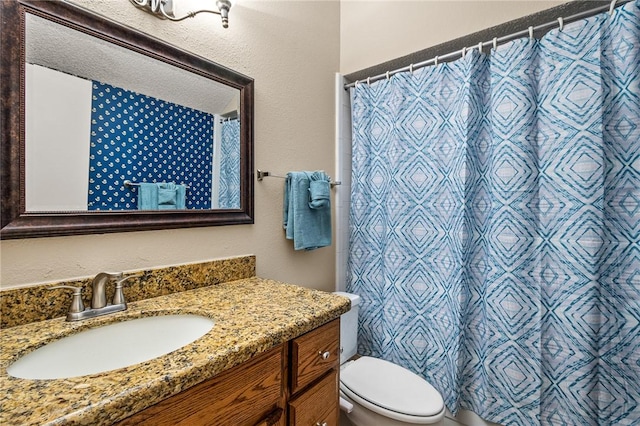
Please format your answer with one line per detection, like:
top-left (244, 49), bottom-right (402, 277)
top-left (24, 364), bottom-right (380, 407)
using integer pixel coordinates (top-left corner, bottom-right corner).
top-left (409, 63), bottom-right (414, 74)
top-left (529, 26), bottom-right (534, 40)
top-left (434, 56), bottom-right (439, 66)
top-left (367, 77), bottom-right (371, 86)
top-left (386, 71), bottom-right (390, 80)
top-left (478, 42), bottom-right (483, 53)
top-left (354, 80), bottom-right (359, 88)
top-left (609, 0), bottom-right (617, 15)
top-left (558, 17), bottom-right (564, 31)
top-left (462, 46), bottom-right (467, 58)
top-left (492, 37), bottom-right (498, 51)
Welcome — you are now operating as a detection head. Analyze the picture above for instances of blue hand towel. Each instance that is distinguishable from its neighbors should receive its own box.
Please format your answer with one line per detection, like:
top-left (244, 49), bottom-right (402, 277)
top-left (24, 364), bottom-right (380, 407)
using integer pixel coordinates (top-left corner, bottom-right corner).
top-left (158, 182), bottom-right (186, 210)
top-left (138, 183), bottom-right (159, 210)
top-left (283, 171), bottom-right (331, 251)
top-left (308, 171), bottom-right (330, 209)
top-left (158, 183), bottom-right (177, 210)
top-left (137, 182), bottom-right (186, 210)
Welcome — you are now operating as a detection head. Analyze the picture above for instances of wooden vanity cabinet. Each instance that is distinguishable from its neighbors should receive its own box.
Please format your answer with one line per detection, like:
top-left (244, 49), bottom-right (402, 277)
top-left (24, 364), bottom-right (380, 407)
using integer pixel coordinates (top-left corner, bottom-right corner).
top-left (288, 319), bottom-right (340, 426)
top-left (116, 319), bottom-right (340, 426)
top-left (116, 344), bottom-right (286, 426)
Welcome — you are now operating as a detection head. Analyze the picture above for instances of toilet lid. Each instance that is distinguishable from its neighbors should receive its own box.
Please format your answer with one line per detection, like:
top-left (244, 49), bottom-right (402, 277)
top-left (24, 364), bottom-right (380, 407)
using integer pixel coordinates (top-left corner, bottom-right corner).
top-left (340, 357), bottom-right (444, 418)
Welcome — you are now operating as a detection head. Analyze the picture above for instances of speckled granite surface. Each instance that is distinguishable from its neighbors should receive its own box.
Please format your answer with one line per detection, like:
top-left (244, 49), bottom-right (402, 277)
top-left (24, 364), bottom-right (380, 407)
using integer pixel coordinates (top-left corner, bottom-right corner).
top-left (1, 255), bottom-right (255, 328)
top-left (0, 277), bottom-right (351, 425)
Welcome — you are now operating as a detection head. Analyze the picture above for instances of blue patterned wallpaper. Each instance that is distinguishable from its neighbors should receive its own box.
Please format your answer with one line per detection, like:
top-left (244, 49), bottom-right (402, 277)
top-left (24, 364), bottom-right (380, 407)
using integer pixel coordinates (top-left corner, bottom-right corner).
top-left (88, 81), bottom-right (214, 210)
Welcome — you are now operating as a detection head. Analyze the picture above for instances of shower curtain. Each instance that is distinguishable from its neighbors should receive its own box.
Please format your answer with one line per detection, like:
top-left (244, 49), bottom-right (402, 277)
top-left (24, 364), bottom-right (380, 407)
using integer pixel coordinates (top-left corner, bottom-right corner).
top-left (219, 118), bottom-right (241, 209)
top-left (347, 1), bottom-right (640, 424)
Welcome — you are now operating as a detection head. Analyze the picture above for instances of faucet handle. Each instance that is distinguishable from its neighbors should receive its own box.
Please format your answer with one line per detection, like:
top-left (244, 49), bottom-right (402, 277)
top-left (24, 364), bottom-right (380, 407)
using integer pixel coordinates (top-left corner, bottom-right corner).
top-left (117, 273), bottom-right (142, 283)
top-left (112, 274), bottom-right (142, 305)
top-left (49, 285), bottom-right (85, 314)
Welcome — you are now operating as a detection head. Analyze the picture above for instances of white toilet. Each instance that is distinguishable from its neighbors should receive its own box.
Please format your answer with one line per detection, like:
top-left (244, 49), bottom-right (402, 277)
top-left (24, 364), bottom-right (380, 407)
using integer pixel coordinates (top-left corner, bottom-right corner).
top-left (335, 292), bottom-right (446, 426)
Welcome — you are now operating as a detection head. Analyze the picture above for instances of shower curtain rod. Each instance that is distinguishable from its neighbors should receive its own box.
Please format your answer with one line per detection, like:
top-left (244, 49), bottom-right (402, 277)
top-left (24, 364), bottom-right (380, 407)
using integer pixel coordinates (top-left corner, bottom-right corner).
top-left (344, 0), bottom-right (631, 89)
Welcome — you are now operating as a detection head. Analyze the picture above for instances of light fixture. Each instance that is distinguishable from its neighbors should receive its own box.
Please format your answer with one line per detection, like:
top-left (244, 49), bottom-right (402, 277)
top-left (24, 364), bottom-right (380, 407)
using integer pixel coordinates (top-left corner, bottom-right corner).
top-left (130, 0), bottom-right (233, 28)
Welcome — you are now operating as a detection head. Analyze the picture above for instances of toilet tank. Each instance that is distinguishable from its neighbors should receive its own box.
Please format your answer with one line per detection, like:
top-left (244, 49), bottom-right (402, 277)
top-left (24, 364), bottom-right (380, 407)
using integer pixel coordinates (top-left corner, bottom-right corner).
top-left (333, 292), bottom-right (361, 364)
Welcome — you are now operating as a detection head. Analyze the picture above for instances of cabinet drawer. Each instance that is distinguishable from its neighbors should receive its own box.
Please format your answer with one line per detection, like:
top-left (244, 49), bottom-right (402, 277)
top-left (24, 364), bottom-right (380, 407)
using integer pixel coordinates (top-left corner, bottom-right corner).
top-left (116, 344), bottom-right (285, 426)
top-left (290, 319), bottom-right (339, 395)
top-left (288, 369), bottom-right (339, 426)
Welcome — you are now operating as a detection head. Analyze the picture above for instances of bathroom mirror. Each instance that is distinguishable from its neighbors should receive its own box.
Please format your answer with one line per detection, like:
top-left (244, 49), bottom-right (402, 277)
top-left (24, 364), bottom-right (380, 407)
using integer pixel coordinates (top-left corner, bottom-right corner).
top-left (0, 0), bottom-right (254, 239)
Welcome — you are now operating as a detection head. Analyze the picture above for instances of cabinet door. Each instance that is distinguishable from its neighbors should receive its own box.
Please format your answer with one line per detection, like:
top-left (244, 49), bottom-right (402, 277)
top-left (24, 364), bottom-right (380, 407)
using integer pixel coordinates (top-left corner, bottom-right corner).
top-left (290, 319), bottom-right (340, 395)
top-left (116, 344), bottom-right (285, 426)
top-left (289, 369), bottom-right (339, 426)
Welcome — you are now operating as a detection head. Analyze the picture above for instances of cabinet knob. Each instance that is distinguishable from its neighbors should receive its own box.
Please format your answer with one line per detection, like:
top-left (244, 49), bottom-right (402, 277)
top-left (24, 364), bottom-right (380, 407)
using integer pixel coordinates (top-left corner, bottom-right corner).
top-left (316, 422), bottom-right (328, 426)
top-left (319, 351), bottom-right (331, 360)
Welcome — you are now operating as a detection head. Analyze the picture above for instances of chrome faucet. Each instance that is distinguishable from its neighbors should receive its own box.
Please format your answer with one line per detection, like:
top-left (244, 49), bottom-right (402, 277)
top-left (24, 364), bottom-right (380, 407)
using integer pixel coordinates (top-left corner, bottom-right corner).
top-left (51, 272), bottom-right (140, 321)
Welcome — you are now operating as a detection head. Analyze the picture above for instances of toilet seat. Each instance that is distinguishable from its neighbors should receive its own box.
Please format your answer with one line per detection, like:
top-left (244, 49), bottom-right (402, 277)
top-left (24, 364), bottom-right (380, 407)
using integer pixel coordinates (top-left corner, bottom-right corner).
top-left (340, 357), bottom-right (445, 423)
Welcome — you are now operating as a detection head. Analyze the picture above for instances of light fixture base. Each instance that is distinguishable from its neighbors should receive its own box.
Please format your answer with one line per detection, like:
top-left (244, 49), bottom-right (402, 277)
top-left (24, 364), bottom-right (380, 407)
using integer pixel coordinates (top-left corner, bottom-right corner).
top-left (129, 0), bottom-right (232, 28)
top-left (130, 0), bottom-right (174, 19)
top-left (161, 0), bottom-right (174, 17)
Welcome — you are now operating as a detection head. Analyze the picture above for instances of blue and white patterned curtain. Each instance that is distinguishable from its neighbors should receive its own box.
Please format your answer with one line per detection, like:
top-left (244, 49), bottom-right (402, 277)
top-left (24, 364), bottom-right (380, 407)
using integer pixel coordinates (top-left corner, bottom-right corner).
top-left (218, 118), bottom-right (241, 209)
top-left (348, 2), bottom-right (640, 424)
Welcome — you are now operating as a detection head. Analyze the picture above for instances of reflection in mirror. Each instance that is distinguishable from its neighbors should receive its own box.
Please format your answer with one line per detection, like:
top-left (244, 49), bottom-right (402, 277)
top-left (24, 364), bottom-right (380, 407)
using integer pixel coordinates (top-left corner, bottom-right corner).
top-left (0, 0), bottom-right (254, 239)
top-left (25, 13), bottom-right (241, 212)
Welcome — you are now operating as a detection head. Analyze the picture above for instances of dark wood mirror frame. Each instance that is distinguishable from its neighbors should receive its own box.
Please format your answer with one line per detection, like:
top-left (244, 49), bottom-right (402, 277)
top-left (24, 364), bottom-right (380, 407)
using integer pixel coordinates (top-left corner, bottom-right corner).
top-left (0, 0), bottom-right (254, 239)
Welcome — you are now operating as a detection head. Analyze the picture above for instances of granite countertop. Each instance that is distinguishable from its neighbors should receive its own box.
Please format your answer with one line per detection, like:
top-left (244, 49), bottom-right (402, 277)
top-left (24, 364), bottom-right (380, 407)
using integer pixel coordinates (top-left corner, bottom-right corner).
top-left (0, 277), bottom-right (351, 426)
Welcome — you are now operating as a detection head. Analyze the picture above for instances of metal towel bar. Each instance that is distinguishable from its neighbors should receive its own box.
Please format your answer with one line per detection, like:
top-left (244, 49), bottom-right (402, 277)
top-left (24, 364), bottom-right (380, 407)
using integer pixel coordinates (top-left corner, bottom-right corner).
top-left (256, 169), bottom-right (341, 187)
top-left (123, 180), bottom-right (190, 188)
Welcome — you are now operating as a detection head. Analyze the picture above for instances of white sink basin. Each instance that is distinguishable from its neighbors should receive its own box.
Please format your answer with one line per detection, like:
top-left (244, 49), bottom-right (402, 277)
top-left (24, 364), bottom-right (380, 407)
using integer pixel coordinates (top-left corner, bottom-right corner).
top-left (7, 314), bottom-right (215, 380)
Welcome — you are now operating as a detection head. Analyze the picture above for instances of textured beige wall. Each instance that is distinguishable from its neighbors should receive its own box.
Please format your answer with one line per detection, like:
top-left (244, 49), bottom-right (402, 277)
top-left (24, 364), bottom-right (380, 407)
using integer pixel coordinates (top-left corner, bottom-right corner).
top-left (1, 1), bottom-right (568, 290)
top-left (0, 0), bottom-right (340, 289)
top-left (340, 0), bottom-right (564, 74)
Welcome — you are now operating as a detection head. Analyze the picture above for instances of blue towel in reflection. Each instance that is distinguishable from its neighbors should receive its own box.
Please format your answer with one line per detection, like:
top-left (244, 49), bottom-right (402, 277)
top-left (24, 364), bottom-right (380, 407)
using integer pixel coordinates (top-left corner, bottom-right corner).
top-left (137, 182), bottom-right (186, 210)
top-left (138, 183), bottom-right (158, 210)
top-left (283, 171), bottom-right (331, 250)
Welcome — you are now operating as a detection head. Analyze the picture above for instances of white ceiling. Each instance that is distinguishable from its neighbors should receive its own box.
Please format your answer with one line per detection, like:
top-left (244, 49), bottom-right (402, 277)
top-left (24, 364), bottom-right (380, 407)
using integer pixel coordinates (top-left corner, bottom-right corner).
top-left (25, 13), bottom-right (239, 116)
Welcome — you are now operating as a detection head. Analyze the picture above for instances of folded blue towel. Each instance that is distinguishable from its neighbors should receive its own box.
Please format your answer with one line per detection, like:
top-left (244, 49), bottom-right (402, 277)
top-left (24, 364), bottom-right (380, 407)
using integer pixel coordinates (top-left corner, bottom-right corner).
top-left (137, 182), bottom-right (186, 210)
top-left (158, 184), bottom-right (177, 210)
top-left (283, 171), bottom-right (331, 250)
top-left (308, 171), bottom-right (330, 209)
